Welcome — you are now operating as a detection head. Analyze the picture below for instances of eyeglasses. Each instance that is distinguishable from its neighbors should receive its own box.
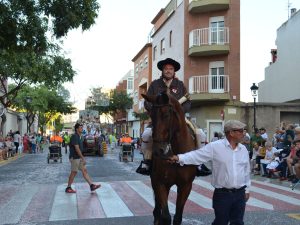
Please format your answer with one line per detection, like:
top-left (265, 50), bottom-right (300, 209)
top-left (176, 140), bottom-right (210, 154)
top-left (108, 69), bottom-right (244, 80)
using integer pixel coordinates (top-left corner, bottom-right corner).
top-left (231, 129), bottom-right (243, 133)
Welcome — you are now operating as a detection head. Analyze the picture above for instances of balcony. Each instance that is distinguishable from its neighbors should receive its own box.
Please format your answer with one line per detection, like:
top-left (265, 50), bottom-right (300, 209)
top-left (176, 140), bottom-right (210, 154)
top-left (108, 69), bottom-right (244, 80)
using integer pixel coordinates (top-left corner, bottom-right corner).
top-left (189, 75), bottom-right (230, 102)
top-left (188, 0), bottom-right (229, 13)
top-left (189, 27), bottom-right (229, 56)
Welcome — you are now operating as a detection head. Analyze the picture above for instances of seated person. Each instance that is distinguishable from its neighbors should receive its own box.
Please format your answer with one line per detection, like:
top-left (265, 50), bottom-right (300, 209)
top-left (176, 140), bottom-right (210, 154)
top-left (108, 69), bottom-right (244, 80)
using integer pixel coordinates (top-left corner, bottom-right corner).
top-left (261, 141), bottom-right (276, 176)
top-left (0, 136), bottom-right (8, 160)
top-left (5, 136), bottom-right (15, 157)
top-left (254, 140), bottom-right (266, 175)
top-left (120, 133), bottom-right (132, 145)
top-left (291, 138), bottom-right (300, 184)
top-left (265, 152), bottom-right (280, 178)
top-left (251, 142), bottom-right (260, 173)
top-left (50, 131), bottom-right (63, 144)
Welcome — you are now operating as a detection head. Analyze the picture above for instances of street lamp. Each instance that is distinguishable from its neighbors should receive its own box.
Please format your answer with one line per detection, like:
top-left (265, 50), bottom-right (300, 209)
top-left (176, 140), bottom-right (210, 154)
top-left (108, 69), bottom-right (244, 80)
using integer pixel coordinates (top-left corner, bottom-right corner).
top-left (25, 96), bottom-right (32, 133)
top-left (250, 83), bottom-right (259, 130)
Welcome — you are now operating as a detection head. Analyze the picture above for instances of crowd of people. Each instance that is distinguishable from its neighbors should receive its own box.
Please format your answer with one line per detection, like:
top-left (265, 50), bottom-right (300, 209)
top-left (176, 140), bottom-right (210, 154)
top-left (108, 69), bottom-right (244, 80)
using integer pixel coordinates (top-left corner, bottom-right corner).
top-left (242, 125), bottom-right (300, 185)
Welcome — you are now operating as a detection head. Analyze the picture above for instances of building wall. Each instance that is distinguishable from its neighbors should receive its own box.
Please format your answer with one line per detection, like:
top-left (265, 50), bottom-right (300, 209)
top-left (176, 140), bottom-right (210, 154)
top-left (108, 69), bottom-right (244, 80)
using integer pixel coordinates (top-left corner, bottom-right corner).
top-left (132, 43), bottom-right (152, 113)
top-left (151, 1), bottom-right (185, 81)
top-left (259, 10), bottom-right (300, 103)
top-left (184, 0), bottom-right (240, 100)
top-left (242, 102), bottom-right (300, 134)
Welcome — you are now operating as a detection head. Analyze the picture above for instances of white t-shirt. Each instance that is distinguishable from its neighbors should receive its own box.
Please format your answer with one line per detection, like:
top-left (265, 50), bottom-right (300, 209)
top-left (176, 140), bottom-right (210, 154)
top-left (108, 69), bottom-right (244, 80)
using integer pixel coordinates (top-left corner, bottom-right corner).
top-left (141, 127), bottom-right (152, 152)
top-left (13, 133), bottom-right (21, 143)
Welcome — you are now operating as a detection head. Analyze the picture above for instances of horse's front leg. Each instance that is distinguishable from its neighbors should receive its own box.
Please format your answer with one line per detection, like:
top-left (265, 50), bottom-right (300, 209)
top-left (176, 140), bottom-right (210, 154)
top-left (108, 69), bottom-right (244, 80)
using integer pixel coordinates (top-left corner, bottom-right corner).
top-left (153, 184), bottom-right (172, 225)
top-left (173, 183), bottom-right (193, 225)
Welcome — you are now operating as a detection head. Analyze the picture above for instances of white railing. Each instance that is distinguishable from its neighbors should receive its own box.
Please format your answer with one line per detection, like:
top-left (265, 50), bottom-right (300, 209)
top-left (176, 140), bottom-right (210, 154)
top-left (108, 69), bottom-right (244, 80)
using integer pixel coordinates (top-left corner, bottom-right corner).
top-left (189, 75), bottom-right (229, 94)
top-left (189, 27), bottom-right (229, 48)
top-left (138, 99), bottom-right (145, 110)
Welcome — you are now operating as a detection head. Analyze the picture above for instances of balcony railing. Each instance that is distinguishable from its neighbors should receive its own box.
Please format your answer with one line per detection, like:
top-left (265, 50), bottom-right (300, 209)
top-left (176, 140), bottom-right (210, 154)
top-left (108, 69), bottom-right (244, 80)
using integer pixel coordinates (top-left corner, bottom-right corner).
top-left (138, 99), bottom-right (145, 110)
top-left (189, 27), bottom-right (229, 47)
top-left (189, 75), bottom-right (229, 94)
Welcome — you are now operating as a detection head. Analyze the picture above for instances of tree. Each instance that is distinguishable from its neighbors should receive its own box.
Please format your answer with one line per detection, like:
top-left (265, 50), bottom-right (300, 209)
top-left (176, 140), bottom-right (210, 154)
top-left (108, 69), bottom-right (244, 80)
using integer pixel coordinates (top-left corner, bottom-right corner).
top-left (10, 84), bottom-right (76, 134)
top-left (0, 0), bottom-right (100, 107)
top-left (87, 88), bottom-right (133, 120)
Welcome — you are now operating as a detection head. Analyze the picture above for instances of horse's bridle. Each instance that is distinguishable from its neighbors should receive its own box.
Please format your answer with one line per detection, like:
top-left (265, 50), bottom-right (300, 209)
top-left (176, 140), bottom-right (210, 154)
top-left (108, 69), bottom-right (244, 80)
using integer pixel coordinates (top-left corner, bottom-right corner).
top-left (151, 103), bottom-right (176, 156)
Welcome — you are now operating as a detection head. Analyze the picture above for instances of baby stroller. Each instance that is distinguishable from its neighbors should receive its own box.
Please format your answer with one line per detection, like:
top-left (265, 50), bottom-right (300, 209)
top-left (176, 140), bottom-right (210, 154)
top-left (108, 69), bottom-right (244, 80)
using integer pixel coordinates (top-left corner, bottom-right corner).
top-left (47, 141), bottom-right (62, 163)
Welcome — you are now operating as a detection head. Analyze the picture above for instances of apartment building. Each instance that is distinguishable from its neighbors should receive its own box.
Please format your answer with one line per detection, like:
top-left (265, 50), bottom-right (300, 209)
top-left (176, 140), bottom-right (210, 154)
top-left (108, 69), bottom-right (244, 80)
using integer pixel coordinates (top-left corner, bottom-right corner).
top-left (131, 43), bottom-right (153, 135)
top-left (114, 70), bottom-right (134, 136)
top-left (259, 8), bottom-right (300, 103)
top-left (150, 0), bottom-right (241, 140)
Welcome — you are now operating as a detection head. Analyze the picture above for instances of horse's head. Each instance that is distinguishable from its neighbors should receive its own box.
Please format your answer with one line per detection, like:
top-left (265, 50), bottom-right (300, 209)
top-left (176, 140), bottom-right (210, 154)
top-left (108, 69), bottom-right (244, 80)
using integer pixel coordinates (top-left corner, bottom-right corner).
top-left (142, 92), bottom-right (185, 157)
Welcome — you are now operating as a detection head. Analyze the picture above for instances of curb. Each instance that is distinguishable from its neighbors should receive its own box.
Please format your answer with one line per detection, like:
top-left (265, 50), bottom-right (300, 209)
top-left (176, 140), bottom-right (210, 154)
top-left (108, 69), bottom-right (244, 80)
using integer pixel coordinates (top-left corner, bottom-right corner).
top-left (0, 153), bottom-right (26, 167)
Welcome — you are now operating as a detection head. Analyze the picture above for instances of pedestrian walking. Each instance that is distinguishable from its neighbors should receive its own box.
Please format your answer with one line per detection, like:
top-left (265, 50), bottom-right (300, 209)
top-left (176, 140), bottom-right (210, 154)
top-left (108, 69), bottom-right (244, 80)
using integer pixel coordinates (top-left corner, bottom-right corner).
top-left (13, 131), bottom-right (21, 154)
top-left (65, 123), bottom-right (101, 193)
top-left (168, 120), bottom-right (251, 225)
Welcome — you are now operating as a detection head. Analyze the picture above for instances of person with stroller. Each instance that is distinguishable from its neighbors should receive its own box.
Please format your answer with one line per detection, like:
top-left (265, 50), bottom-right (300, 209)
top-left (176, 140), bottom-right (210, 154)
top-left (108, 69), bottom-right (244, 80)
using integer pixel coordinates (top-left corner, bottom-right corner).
top-left (65, 123), bottom-right (101, 193)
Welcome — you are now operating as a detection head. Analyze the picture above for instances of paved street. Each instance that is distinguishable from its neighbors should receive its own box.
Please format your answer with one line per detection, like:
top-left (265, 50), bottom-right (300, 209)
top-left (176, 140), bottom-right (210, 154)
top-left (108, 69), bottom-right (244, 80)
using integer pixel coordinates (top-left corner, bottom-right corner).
top-left (0, 146), bottom-right (300, 225)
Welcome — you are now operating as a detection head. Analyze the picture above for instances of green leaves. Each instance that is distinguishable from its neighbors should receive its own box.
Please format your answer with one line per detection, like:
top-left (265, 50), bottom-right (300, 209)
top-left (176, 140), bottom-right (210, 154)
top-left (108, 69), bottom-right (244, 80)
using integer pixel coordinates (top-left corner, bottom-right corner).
top-left (0, 0), bottom-right (99, 108)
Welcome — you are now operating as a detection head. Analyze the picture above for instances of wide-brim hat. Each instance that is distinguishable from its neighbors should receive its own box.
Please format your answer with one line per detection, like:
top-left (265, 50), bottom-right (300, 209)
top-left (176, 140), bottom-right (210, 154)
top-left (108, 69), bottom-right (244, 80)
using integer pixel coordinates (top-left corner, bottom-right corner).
top-left (157, 58), bottom-right (180, 72)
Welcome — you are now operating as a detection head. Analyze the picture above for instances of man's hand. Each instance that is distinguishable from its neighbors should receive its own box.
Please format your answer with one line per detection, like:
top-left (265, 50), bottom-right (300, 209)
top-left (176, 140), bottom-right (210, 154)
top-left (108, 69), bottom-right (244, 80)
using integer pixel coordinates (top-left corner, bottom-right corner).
top-left (245, 193), bottom-right (250, 202)
top-left (167, 155), bottom-right (179, 164)
top-left (81, 157), bottom-right (86, 166)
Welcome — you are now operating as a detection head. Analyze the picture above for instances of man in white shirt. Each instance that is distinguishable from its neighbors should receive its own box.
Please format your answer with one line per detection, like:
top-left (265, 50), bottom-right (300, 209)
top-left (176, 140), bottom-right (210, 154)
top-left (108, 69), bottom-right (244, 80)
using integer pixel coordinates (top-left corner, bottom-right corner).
top-left (168, 120), bottom-right (251, 225)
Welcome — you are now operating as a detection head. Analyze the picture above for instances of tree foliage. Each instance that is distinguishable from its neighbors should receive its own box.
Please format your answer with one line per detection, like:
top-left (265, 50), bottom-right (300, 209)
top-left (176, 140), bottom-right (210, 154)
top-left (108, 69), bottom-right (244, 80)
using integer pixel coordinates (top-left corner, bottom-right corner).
top-left (10, 84), bottom-right (76, 134)
top-left (0, 0), bottom-right (100, 107)
top-left (87, 88), bottom-right (133, 117)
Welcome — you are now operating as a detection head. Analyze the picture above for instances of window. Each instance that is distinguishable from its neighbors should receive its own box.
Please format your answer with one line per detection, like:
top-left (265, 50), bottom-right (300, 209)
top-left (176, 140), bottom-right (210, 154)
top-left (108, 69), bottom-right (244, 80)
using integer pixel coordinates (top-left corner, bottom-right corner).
top-left (153, 46), bottom-right (157, 60)
top-left (160, 39), bottom-right (165, 55)
top-left (134, 91), bottom-right (138, 104)
top-left (139, 60), bottom-right (143, 70)
top-left (209, 61), bottom-right (225, 93)
top-left (210, 17), bottom-right (225, 44)
top-left (144, 55), bottom-right (148, 67)
top-left (169, 31), bottom-right (172, 47)
top-left (127, 77), bottom-right (133, 90)
top-left (135, 65), bottom-right (139, 76)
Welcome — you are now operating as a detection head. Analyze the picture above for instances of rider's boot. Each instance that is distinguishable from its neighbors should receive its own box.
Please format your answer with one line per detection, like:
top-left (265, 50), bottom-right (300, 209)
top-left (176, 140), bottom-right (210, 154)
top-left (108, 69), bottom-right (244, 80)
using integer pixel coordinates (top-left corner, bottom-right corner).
top-left (196, 164), bottom-right (212, 177)
top-left (136, 159), bottom-right (151, 176)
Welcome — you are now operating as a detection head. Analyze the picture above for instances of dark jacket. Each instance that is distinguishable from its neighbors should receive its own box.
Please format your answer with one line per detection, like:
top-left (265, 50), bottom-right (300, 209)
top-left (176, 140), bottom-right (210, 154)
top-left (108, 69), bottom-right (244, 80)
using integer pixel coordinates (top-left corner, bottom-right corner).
top-left (144, 77), bottom-right (191, 113)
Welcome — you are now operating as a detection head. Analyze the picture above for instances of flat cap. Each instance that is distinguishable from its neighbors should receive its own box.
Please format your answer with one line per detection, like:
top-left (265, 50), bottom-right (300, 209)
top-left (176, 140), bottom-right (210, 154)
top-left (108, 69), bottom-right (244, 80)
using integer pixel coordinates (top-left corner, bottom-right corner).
top-left (224, 120), bottom-right (246, 132)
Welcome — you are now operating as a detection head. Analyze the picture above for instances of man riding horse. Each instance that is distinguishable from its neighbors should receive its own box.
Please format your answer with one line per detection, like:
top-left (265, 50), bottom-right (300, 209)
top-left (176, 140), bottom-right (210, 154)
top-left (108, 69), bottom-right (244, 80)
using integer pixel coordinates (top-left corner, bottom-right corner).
top-left (136, 58), bottom-right (211, 176)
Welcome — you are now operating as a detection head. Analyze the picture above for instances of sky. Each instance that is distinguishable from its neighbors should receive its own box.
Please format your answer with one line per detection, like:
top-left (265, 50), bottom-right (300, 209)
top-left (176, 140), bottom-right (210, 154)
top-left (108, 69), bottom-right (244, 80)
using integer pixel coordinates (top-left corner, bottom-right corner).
top-left (62, 0), bottom-right (300, 109)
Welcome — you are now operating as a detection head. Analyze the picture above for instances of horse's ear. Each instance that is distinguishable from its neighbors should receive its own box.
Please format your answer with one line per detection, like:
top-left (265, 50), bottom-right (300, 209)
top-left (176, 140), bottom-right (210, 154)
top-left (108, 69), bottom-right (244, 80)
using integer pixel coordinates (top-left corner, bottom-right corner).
top-left (141, 94), bottom-right (156, 103)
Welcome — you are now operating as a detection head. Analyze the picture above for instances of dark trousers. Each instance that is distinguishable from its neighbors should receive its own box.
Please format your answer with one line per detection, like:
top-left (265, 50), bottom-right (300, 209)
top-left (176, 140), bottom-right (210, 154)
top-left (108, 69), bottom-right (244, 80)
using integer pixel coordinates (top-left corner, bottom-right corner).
top-left (212, 189), bottom-right (246, 225)
top-left (14, 142), bottom-right (19, 154)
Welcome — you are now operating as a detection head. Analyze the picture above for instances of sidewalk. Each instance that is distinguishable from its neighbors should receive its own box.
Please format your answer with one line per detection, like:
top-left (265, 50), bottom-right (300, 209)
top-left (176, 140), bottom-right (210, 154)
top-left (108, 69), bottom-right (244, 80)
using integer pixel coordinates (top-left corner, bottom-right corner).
top-left (0, 153), bottom-right (26, 167)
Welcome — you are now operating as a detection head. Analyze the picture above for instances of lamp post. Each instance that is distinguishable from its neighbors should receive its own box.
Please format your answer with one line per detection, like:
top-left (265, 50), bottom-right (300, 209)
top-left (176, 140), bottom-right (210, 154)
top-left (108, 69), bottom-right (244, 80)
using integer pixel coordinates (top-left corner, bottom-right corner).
top-left (250, 83), bottom-right (259, 130)
top-left (25, 96), bottom-right (32, 133)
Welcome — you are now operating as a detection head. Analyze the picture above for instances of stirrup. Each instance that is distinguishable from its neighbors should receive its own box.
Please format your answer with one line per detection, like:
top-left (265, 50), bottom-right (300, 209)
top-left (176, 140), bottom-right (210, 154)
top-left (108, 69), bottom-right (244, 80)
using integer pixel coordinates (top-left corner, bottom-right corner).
top-left (136, 161), bottom-right (151, 175)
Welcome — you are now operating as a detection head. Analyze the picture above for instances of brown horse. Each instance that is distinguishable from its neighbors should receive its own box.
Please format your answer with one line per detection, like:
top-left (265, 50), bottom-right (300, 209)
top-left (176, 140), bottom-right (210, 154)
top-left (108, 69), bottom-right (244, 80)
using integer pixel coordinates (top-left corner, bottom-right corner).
top-left (142, 92), bottom-right (197, 225)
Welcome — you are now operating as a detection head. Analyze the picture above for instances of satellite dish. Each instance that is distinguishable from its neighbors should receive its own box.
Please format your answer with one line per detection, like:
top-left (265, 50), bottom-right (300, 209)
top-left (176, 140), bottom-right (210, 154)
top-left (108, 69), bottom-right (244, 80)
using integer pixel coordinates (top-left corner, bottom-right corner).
top-left (0, 104), bottom-right (6, 117)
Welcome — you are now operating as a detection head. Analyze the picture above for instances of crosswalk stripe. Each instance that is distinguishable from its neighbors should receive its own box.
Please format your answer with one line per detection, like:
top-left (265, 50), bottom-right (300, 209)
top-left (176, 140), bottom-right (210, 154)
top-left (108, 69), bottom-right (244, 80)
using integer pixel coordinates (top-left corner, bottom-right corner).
top-left (76, 183), bottom-right (105, 219)
top-left (250, 186), bottom-right (300, 206)
top-left (171, 186), bottom-right (212, 209)
top-left (110, 181), bottom-right (153, 216)
top-left (96, 182), bottom-right (133, 217)
top-left (49, 184), bottom-right (77, 221)
top-left (252, 180), bottom-right (300, 196)
top-left (193, 179), bottom-right (276, 210)
top-left (126, 180), bottom-right (176, 214)
top-left (0, 185), bottom-right (38, 225)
